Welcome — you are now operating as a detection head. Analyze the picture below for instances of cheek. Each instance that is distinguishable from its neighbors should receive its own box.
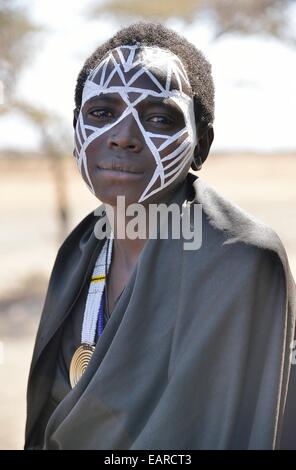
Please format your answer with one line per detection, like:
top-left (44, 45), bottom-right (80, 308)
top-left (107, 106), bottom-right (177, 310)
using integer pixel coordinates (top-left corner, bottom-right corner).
top-left (160, 130), bottom-right (188, 154)
top-left (74, 123), bottom-right (84, 166)
top-left (74, 130), bottom-right (81, 157)
top-left (85, 133), bottom-right (107, 160)
top-left (158, 134), bottom-right (189, 170)
top-left (80, 162), bottom-right (89, 186)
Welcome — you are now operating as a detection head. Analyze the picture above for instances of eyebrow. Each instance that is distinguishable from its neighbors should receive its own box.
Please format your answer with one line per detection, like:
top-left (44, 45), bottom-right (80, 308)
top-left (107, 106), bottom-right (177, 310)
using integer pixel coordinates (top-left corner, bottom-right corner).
top-left (84, 94), bottom-right (124, 105)
top-left (83, 92), bottom-right (183, 114)
top-left (137, 96), bottom-right (183, 112)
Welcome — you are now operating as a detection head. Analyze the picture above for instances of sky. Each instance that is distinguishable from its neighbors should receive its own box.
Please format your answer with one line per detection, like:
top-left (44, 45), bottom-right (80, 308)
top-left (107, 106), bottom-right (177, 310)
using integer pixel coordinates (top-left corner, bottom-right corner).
top-left (0, 0), bottom-right (296, 153)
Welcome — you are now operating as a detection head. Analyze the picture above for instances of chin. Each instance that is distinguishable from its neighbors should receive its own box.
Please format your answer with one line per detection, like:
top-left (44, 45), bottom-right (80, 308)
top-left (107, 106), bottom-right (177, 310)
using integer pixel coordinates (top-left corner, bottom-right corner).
top-left (93, 187), bottom-right (140, 208)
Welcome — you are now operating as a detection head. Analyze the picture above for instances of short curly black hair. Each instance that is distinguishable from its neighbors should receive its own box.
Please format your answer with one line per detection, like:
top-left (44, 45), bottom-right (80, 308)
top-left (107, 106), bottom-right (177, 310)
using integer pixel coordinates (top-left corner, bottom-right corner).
top-left (75, 22), bottom-right (215, 126)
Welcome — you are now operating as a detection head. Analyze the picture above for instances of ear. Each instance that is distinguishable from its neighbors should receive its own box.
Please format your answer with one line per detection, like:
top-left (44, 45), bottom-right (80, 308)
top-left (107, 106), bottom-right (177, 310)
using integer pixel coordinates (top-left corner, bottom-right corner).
top-left (191, 123), bottom-right (214, 171)
top-left (73, 107), bottom-right (80, 129)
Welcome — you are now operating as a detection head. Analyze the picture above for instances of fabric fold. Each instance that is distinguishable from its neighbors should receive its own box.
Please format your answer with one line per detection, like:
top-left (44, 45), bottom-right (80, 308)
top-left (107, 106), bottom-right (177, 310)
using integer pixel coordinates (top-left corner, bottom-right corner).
top-left (25, 173), bottom-right (296, 450)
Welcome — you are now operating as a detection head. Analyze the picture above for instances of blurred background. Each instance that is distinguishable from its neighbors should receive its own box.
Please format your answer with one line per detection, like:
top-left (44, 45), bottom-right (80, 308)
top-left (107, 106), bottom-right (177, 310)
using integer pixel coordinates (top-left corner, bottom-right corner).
top-left (0, 0), bottom-right (295, 449)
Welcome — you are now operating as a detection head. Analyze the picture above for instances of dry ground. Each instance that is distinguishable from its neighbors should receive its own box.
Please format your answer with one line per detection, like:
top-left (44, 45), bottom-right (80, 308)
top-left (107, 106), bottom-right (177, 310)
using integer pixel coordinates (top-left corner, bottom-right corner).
top-left (0, 153), bottom-right (295, 449)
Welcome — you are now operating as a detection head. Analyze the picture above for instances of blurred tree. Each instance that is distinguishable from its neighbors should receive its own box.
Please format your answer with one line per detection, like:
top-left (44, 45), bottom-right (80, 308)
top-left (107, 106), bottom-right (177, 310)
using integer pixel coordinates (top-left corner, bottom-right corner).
top-left (0, 0), bottom-right (38, 98)
top-left (89, 0), bottom-right (295, 43)
top-left (13, 100), bottom-right (71, 243)
top-left (0, 0), bottom-right (70, 243)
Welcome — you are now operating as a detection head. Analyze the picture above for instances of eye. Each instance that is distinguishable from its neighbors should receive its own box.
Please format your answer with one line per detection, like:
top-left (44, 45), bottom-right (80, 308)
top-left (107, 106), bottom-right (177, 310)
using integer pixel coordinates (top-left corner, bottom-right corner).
top-left (147, 115), bottom-right (173, 125)
top-left (89, 109), bottom-right (114, 120)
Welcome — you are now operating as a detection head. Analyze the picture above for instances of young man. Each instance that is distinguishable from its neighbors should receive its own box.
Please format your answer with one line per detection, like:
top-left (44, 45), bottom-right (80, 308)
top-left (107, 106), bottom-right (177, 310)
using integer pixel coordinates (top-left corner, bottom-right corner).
top-left (25, 22), bottom-right (295, 450)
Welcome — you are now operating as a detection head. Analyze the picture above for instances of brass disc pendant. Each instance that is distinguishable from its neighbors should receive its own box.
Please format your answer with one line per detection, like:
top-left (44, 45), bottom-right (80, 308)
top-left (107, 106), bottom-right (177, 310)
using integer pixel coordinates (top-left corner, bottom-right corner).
top-left (69, 343), bottom-right (95, 388)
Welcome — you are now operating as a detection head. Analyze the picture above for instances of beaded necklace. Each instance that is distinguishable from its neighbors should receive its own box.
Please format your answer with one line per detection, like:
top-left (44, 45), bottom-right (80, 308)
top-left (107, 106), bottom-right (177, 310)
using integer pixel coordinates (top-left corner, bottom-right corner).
top-left (69, 233), bottom-right (113, 388)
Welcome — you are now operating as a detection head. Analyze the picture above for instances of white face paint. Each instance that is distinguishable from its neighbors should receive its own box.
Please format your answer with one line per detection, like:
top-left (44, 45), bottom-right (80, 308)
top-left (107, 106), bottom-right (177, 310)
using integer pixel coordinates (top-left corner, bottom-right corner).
top-left (74, 45), bottom-right (197, 202)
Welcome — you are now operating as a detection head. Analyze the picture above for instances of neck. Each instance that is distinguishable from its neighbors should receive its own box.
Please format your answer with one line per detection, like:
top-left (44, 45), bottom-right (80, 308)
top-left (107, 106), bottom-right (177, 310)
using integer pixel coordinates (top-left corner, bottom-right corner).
top-left (105, 179), bottom-right (187, 268)
top-left (105, 203), bottom-right (149, 270)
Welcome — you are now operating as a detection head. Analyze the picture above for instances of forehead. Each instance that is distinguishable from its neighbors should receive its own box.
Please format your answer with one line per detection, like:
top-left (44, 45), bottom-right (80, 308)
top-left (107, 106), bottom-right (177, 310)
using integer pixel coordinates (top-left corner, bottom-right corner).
top-left (86, 45), bottom-right (191, 98)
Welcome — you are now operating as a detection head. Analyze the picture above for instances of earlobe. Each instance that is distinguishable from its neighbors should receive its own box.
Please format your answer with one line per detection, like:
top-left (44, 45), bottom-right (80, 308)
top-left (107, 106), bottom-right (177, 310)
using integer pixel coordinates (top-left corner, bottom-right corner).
top-left (191, 147), bottom-right (203, 171)
top-left (199, 123), bottom-right (214, 163)
top-left (207, 124), bottom-right (214, 150)
top-left (191, 123), bottom-right (214, 171)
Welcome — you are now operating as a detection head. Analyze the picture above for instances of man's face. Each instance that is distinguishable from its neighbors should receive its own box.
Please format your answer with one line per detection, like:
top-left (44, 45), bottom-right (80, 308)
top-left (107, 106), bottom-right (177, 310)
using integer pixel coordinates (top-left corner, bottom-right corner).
top-left (74, 45), bottom-right (197, 206)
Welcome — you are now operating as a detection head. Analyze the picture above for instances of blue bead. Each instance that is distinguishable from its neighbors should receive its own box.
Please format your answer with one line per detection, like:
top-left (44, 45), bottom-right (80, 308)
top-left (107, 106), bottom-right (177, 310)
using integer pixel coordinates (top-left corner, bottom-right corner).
top-left (98, 289), bottom-right (105, 337)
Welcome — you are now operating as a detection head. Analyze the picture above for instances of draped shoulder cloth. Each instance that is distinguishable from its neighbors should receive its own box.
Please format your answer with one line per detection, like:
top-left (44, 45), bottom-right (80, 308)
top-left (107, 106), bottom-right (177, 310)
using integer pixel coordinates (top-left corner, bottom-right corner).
top-left (25, 173), bottom-right (296, 450)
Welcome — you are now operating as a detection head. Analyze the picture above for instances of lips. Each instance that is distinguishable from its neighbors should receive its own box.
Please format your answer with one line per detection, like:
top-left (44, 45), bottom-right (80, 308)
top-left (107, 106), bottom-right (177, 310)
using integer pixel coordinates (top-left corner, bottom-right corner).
top-left (97, 160), bottom-right (143, 174)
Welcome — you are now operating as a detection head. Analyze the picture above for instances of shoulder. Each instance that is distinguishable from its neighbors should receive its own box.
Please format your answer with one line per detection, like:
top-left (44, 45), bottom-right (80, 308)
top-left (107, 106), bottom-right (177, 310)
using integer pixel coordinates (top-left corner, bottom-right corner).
top-left (59, 209), bottom-right (97, 249)
top-left (36, 205), bottom-right (106, 327)
top-left (191, 175), bottom-right (287, 260)
top-left (46, 204), bottom-right (106, 289)
top-left (56, 205), bottom-right (103, 258)
top-left (188, 174), bottom-right (295, 308)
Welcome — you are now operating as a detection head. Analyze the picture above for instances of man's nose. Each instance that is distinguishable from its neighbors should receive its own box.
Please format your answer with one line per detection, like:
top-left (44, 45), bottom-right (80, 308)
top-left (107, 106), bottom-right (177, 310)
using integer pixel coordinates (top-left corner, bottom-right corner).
top-left (107, 113), bottom-right (143, 152)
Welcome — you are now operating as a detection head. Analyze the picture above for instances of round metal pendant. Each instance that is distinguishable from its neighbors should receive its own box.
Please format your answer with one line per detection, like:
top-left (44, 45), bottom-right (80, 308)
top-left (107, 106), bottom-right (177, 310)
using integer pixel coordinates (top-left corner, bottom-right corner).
top-left (69, 343), bottom-right (95, 388)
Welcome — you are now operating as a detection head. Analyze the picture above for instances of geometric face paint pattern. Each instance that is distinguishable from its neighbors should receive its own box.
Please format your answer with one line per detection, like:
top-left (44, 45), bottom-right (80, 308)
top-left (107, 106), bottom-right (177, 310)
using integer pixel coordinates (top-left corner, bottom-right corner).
top-left (74, 45), bottom-right (197, 202)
